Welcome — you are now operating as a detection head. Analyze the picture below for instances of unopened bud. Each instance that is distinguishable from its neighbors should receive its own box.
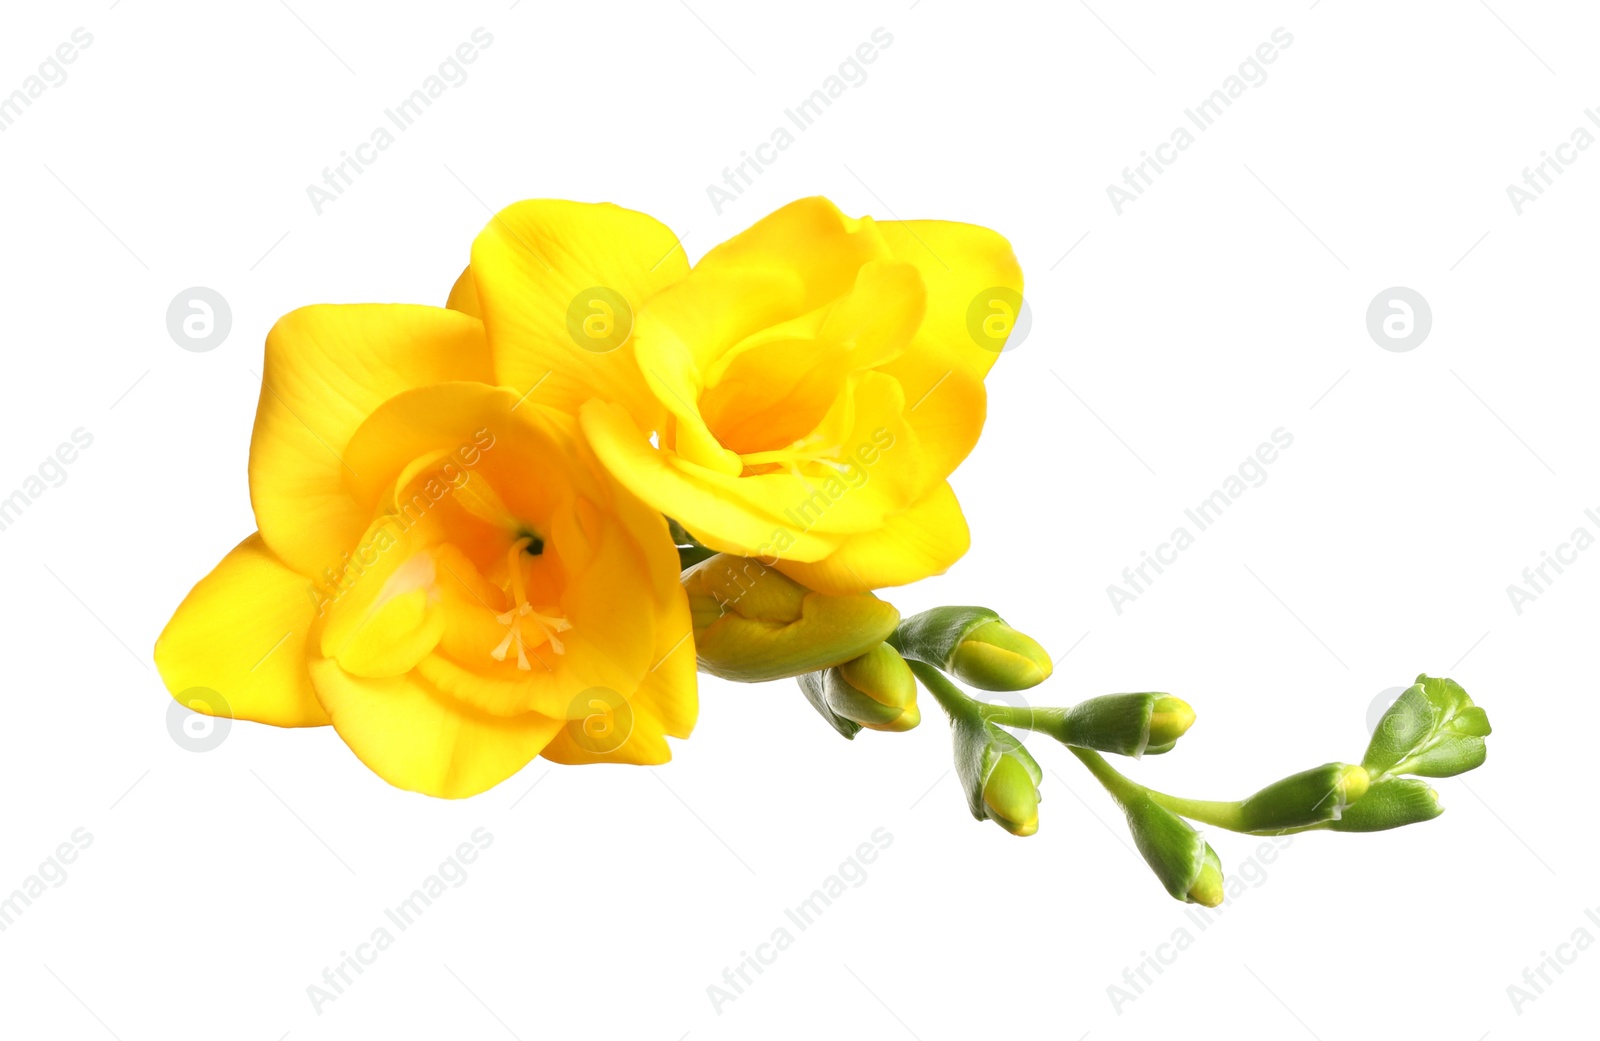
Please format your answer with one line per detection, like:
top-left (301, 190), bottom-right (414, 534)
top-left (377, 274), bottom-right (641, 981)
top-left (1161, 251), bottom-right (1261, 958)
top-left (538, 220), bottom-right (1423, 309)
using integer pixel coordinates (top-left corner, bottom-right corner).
top-left (953, 619), bottom-right (1053, 691)
top-left (1363, 675), bottom-right (1491, 781)
top-left (982, 751), bottom-right (1040, 837)
top-left (895, 607), bottom-right (1052, 691)
top-left (951, 716), bottom-right (1042, 837)
top-left (1122, 790), bottom-right (1225, 905)
top-left (1327, 777), bottom-right (1443, 832)
top-left (1237, 762), bottom-right (1370, 834)
top-left (1039, 692), bottom-right (1195, 757)
top-left (685, 554), bottom-right (899, 682)
top-left (825, 643), bottom-right (920, 733)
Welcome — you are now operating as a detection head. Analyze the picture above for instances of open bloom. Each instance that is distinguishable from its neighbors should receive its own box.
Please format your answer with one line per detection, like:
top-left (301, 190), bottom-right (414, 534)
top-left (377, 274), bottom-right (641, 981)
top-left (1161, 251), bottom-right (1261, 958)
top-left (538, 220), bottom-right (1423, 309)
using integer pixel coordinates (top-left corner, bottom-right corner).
top-left (450, 196), bottom-right (1022, 594)
top-left (155, 305), bottom-right (696, 797)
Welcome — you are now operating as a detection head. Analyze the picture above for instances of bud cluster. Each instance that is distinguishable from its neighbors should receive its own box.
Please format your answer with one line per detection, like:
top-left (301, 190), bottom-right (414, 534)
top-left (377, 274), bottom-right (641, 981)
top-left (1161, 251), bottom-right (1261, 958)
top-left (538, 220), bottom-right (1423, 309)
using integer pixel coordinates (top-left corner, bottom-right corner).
top-left (678, 559), bottom-right (1495, 906)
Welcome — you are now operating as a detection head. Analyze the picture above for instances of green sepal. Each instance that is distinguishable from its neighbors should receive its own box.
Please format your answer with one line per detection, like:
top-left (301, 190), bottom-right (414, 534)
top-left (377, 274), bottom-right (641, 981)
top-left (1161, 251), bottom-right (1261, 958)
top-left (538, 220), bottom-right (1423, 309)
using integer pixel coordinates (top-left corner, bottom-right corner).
top-left (1054, 692), bottom-right (1157, 757)
top-left (1402, 737), bottom-right (1486, 778)
top-left (1363, 674), bottom-right (1492, 781)
top-left (894, 607), bottom-right (1052, 691)
top-left (1236, 763), bottom-right (1368, 835)
top-left (951, 714), bottom-right (994, 821)
top-left (824, 644), bottom-right (920, 731)
top-left (893, 606), bottom-right (1000, 668)
top-left (951, 716), bottom-right (1040, 823)
top-left (1122, 790), bottom-right (1210, 902)
top-left (797, 670), bottom-right (862, 740)
top-left (1326, 777), bottom-right (1443, 832)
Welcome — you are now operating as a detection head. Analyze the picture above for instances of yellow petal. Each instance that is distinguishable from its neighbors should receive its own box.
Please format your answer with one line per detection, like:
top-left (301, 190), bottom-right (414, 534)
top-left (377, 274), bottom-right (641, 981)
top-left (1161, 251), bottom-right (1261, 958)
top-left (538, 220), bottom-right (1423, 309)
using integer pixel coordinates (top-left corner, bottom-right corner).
top-left (339, 381), bottom-right (592, 523)
top-left (470, 199), bottom-right (688, 424)
top-left (695, 197), bottom-right (894, 312)
top-left (634, 264), bottom-right (805, 476)
top-left (625, 197), bottom-right (896, 471)
top-left (249, 305), bottom-right (493, 577)
top-left (631, 632), bottom-right (697, 740)
top-left (877, 353), bottom-right (987, 482)
top-left (534, 596), bottom-right (696, 766)
top-left (695, 261), bottom-right (925, 455)
top-left (875, 218), bottom-right (1024, 384)
top-left (154, 533), bottom-right (328, 727)
top-left (320, 542), bottom-right (448, 679)
top-left (446, 265), bottom-right (482, 319)
top-left (579, 425), bottom-right (699, 742)
top-left (866, 218), bottom-right (1016, 484)
top-left (580, 400), bottom-right (842, 561)
top-left (539, 698), bottom-right (672, 766)
top-left (308, 655), bottom-right (563, 798)
top-left (774, 481), bottom-right (971, 594)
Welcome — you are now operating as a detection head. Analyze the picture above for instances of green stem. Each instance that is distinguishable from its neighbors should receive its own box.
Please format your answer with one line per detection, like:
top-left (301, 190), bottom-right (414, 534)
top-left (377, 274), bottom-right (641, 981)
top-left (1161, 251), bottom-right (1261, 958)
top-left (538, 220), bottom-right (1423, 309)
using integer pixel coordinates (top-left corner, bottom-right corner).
top-left (1142, 791), bottom-right (1248, 832)
top-left (676, 542), bottom-right (718, 570)
top-left (1067, 747), bottom-right (1146, 805)
top-left (976, 702), bottom-right (1068, 733)
top-left (906, 659), bottom-right (984, 726)
top-left (1069, 748), bottom-right (1253, 832)
top-left (910, 656), bottom-right (1258, 834)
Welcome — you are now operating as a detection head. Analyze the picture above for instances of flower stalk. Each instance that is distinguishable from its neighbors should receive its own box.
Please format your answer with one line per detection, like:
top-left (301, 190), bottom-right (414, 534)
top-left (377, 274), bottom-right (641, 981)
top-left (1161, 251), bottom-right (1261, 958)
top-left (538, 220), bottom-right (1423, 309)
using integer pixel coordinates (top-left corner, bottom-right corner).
top-left (882, 619), bottom-right (1491, 903)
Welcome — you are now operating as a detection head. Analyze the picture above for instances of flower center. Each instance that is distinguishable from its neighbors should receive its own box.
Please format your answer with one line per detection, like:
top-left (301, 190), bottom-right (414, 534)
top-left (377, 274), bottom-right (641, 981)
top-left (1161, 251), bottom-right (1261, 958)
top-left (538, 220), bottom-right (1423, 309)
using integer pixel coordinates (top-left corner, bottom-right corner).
top-left (489, 535), bottom-right (571, 671)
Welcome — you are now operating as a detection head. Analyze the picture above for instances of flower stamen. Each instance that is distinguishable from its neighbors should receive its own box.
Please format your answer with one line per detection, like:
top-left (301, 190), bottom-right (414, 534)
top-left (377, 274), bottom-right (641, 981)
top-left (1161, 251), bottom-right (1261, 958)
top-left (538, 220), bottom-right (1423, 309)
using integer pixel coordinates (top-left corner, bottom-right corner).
top-left (490, 536), bottom-right (571, 670)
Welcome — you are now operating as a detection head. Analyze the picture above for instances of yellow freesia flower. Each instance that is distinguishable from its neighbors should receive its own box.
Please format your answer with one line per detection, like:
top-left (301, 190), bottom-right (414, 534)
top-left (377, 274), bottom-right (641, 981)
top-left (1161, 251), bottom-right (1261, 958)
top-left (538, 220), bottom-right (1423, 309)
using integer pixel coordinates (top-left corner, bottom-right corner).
top-left (449, 196), bottom-right (1022, 594)
top-left (155, 304), bottom-right (696, 798)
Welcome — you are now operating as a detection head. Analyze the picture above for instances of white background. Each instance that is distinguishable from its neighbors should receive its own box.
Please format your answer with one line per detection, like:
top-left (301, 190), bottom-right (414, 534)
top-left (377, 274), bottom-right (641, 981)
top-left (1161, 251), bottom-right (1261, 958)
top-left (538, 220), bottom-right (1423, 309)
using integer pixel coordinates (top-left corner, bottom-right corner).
top-left (1, 1), bottom-right (1594, 1038)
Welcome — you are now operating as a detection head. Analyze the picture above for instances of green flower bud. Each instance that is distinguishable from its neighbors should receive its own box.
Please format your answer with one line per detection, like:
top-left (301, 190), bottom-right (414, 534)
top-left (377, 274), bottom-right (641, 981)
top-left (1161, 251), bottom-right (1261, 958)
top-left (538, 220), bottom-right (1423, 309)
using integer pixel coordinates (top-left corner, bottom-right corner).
top-left (796, 670), bottom-right (862, 740)
top-left (1363, 675), bottom-right (1490, 782)
top-left (684, 554), bottom-right (900, 682)
top-left (1043, 692), bottom-right (1196, 756)
top-left (951, 716), bottom-right (1042, 836)
top-left (824, 643), bottom-right (920, 733)
top-left (954, 619), bottom-right (1053, 691)
top-left (894, 606), bottom-right (1052, 691)
top-left (1326, 777), bottom-right (1443, 832)
top-left (1236, 762), bottom-right (1369, 835)
top-left (982, 752), bottom-right (1041, 837)
top-left (1121, 789), bottom-right (1224, 905)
